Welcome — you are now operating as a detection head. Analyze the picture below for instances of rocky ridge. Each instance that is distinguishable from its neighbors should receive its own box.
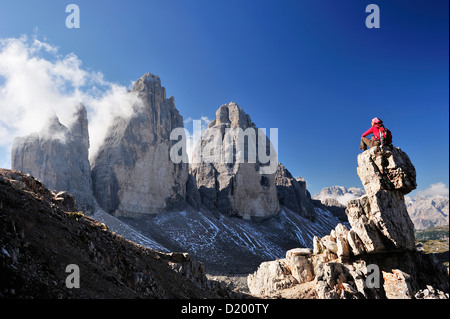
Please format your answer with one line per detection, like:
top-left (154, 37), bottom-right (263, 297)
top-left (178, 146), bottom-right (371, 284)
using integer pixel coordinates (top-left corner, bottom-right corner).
top-left (247, 145), bottom-right (449, 299)
top-left (0, 168), bottom-right (240, 298)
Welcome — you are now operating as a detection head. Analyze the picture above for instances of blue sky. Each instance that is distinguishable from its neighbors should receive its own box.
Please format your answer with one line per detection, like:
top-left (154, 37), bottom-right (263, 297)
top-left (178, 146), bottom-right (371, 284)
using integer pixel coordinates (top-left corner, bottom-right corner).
top-left (0, 0), bottom-right (448, 196)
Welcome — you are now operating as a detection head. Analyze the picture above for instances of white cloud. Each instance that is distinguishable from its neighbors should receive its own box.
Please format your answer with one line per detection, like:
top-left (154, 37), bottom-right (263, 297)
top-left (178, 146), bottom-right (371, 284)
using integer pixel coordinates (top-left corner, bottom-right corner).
top-left (416, 182), bottom-right (449, 198)
top-left (0, 34), bottom-right (141, 165)
top-left (334, 193), bottom-right (361, 206)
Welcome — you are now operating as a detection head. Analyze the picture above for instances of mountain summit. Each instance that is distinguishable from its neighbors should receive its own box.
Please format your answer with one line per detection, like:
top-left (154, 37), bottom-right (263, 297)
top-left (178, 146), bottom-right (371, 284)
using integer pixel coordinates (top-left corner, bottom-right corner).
top-left (190, 102), bottom-right (279, 219)
top-left (91, 73), bottom-right (188, 216)
top-left (11, 104), bottom-right (95, 213)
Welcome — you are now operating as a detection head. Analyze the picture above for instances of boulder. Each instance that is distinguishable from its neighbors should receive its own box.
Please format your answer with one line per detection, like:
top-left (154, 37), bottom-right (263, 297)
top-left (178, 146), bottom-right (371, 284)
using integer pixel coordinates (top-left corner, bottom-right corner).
top-left (357, 145), bottom-right (416, 196)
top-left (382, 269), bottom-right (413, 299)
top-left (334, 224), bottom-right (351, 258)
top-left (247, 259), bottom-right (298, 296)
top-left (286, 248), bottom-right (312, 258)
top-left (247, 248), bottom-right (316, 297)
top-left (314, 262), bottom-right (348, 299)
top-left (286, 255), bottom-right (314, 284)
top-left (0, 169), bottom-right (77, 212)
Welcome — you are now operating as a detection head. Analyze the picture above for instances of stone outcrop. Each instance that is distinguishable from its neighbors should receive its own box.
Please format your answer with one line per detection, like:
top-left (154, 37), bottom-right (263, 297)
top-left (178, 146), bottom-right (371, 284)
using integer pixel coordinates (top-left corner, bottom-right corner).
top-left (11, 105), bottom-right (95, 213)
top-left (248, 145), bottom-right (449, 299)
top-left (247, 248), bottom-right (313, 296)
top-left (346, 145), bottom-right (416, 253)
top-left (91, 73), bottom-right (188, 217)
top-left (190, 102), bottom-right (279, 219)
top-left (357, 145), bottom-right (416, 195)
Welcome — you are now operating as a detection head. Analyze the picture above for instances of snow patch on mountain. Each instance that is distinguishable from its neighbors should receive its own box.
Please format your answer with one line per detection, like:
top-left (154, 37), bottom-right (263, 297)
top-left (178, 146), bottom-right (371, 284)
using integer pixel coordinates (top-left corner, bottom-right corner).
top-left (112, 206), bottom-right (344, 274)
top-left (93, 209), bottom-right (169, 252)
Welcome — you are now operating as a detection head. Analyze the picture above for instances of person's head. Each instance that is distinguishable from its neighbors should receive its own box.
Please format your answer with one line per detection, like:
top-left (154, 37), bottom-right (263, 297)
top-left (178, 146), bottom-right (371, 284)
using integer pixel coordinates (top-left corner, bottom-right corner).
top-left (371, 117), bottom-right (382, 126)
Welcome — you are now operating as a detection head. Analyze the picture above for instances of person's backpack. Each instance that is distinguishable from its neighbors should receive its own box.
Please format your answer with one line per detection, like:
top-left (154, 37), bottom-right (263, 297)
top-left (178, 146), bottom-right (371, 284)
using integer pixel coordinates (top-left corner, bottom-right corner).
top-left (378, 125), bottom-right (392, 145)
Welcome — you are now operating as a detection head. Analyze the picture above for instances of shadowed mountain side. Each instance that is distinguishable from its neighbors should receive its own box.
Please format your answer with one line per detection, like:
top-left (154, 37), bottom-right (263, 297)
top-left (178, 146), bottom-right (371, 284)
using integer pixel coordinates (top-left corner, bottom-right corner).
top-left (0, 169), bottom-right (241, 299)
top-left (119, 206), bottom-right (344, 274)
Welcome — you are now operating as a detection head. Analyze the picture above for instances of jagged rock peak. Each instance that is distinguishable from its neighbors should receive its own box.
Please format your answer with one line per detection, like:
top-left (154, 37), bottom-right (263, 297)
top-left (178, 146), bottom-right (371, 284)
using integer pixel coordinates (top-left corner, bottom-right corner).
top-left (11, 104), bottom-right (95, 213)
top-left (132, 73), bottom-right (162, 91)
top-left (190, 101), bottom-right (279, 219)
top-left (275, 162), bottom-right (315, 220)
top-left (41, 112), bottom-right (66, 135)
top-left (209, 102), bottom-right (255, 129)
top-left (343, 145), bottom-right (417, 253)
top-left (357, 145), bottom-right (417, 196)
top-left (91, 73), bottom-right (188, 216)
top-left (69, 104), bottom-right (90, 148)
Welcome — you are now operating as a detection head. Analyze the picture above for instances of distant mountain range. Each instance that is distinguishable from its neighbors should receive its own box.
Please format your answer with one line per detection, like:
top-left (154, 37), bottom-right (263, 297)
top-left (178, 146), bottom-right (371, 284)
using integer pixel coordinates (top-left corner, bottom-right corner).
top-left (314, 186), bottom-right (449, 230)
top-left (405, 195), bottom-right (449, 230)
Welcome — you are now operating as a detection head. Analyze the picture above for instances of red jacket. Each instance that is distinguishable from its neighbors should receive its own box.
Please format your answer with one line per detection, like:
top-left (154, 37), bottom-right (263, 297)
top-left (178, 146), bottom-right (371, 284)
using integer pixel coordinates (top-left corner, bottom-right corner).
top-left (362, 124), bottom-right (382, 140)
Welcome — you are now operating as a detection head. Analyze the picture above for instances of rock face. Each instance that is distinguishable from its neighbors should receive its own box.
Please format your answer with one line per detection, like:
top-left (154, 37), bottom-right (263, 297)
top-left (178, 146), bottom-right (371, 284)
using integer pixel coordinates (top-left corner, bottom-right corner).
top-left (347, 145), bottom-right (416, 253)
top-left (275, 163), bottom-right (315, 220)
top-left (190, 102), bottom-right (279, 219)
top-left (247, 248), bottom-right (314, 296)
top-left (314, 184), bottom-right (449, 231)
top-left (11, 105), bottom-right (95, 213)
top-left (91, 73), bottom-right (188, 217)
top-left (357, 145), bottom-right (417, 195)
top-left (248, 145), bottom-right (449, 299)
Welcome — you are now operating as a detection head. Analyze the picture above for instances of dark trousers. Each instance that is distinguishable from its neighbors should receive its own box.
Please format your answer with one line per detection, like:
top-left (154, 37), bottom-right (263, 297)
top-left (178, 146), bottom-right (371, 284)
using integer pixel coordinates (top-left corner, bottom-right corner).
top-left (360, 137), bottom-right (381, 150)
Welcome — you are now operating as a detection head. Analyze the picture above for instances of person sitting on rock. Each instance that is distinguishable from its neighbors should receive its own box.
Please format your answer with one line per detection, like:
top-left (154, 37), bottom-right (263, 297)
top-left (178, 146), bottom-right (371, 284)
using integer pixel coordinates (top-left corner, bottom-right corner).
top-left (360, 117), bottom-right (384, 151)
